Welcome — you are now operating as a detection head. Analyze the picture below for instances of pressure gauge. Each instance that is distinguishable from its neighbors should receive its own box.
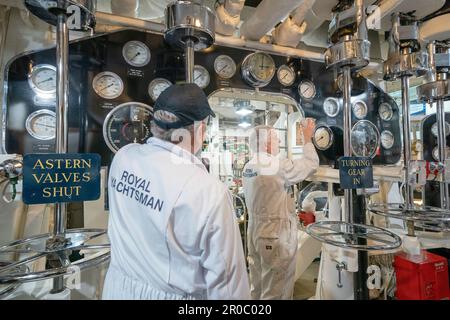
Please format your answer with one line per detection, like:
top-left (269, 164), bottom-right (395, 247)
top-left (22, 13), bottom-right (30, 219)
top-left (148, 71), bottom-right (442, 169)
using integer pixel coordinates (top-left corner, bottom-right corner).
top-left (298, 80), bottom-right (316, 100)
top-left (381, 130), bottom-right (395, 150)
top-left (241, 52), bottom-right (276, 87)
top-left (379, 103), bottom-right (394, 121)
top-left (103, 102), bottom-right (153, 153)
top-left (351, 120), bottom-right (380, 158)
top-left (25, 109), bottom-right (56, 140)
top-left (214, 55), bottom-right (236, 79)
top-left (432, 146), bottom-right (450, 161)
top-left (148, 78), bottom-right (172, 102)
top-left (277, 65), bottom-right (296, 87)
top-left (28, 64), bottom-right (57, 96)
top-left (193, 65), bottom-right (210, 89)
top-left (92, 71), bottom-right (124, 100)
top-left (323, 97), bottom-right (340, 118)
top-left (122, 41), bottom-right (151, 67)
top-left (352, 100), bottom-right (368, 119)
top-left (431, 122), bottom-right (450, 137)
top-left (313, 125), bottom-right (334, 151)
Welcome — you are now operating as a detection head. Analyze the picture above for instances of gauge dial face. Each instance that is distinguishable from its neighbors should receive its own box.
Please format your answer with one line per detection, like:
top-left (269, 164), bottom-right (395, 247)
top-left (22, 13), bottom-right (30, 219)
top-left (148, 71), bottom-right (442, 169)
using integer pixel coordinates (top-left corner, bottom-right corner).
top-left (28, 65), bottom-right (57, 96)
top-left (193, 65), bottom-right (210, 89)
top-left (337, 73), bottom-right (353, 92)
top-left (352, 100), bottom-right (368, 120)
top-left (214, 55), bottom-right (237, 79)
top-left (122, 41), bottom-right (151, 67)
top-left (381, 130), bottom-right (395, 150)
top-left (299, 80), bottom-right (316, 100)
top-left (323, 97), bottom-right (340, 118)
top-left (92, 71), bottom-right (124, 100)
top-left (25, 110), bottom-right (56, 140)
top-left (379, 103), bottom-right (394, 121)
top-left (103, 102), bottom-right (153, 153)
top-left (148, 78), bottom-right (172, 101)
top-left (351, 120), bottom-right (380, 158)
top-left (277, 65), bottom-right (296, 87)
top-left (431, 122), bottom-right (450, 137)
top-left (432, 146), bottom-right (450, 161)
top-left (241, 52), bottom-right (276, 87)
top-left (313, 126), bottom-right (334, 151)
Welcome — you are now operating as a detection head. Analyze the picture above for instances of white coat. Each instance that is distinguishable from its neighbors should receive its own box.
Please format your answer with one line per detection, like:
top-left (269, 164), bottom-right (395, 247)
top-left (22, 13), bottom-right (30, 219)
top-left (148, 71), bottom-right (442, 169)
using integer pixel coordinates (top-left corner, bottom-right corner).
top-left (102, 137), bottom-right (250, 300)
top-left (242, 143), bottom-right (320, 300)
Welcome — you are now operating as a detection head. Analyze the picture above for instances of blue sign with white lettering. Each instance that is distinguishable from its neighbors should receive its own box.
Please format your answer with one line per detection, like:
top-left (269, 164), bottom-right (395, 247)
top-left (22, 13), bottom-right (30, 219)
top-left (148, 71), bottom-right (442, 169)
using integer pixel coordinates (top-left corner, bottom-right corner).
top-left (23, 153), bottom-right (101, 205)
top-left (339, 157), bottom-right (374, 189)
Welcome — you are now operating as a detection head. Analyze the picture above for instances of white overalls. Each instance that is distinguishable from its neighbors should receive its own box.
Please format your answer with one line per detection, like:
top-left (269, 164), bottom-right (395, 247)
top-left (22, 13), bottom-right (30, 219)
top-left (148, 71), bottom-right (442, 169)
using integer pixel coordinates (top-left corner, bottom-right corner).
top-left (242, 143), bottom-right (319, 300)
top-left (102, 138), bottom-right (250, 300)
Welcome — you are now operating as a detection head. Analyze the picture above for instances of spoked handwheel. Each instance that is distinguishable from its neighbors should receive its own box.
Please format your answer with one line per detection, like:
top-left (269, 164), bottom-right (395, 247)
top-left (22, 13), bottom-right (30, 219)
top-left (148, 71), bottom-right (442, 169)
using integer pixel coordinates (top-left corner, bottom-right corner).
top-left (306, 221), bottom-right (402, 251)
top-left (0, 228), bottom-right (110, 285)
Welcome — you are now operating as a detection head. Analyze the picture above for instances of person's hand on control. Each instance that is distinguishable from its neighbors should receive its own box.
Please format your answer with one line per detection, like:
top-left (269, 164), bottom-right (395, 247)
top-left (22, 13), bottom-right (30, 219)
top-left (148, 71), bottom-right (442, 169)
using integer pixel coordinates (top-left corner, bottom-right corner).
top-left (301, 118), bottom-right (316, 144)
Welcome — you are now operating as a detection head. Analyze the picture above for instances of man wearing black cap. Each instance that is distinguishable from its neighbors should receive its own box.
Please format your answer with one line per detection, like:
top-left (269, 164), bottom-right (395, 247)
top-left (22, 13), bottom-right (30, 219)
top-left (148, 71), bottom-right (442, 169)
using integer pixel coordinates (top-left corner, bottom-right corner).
top-left (102, 84), bottom-right (250, 300)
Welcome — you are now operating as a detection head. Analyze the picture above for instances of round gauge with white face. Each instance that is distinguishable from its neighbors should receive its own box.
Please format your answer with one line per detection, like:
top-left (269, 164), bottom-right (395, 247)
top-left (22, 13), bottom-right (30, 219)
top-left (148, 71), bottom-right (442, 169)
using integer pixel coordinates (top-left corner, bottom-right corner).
top-left (103, 102), bottom-right (153, 153)
top-left (148, 78), bottom-right (172, 102)
top-left (193, 65), bottom-right (210, 89)
top-left (432, 146), bottom-right (450, 161)
top-left (298, 80), bottom-right (316, 100)
top-left (352, 100), bottom-right (368, 120)
top-left (313, 126), bottom-right (334, 151)
top-left (25, 109), bottom-right (56, 140)
top-left (241, 52), bottom-right (276, 87)
top-left (28, 65), bottom-right (57, 96)
top-left (323, 97), bottom-right (340, 118)
top-left (351, 120), bottom-right (380, 158)
top-left (379, 103), bottom-right (394, 121)
top-left (337, 73), bottom-right (353, 92)
top-left (431, 122), bottom-right (450, 137)
top-left (381, 130), bottom-right (395, 150)
top-left (122, 41), bottom-right (151, 67)
top-left (92, 71), bottom-right (124, 100)
top-left (214, 55), bottom-right (236, 79)
top-left (277, 65), bottom-right (296, 87)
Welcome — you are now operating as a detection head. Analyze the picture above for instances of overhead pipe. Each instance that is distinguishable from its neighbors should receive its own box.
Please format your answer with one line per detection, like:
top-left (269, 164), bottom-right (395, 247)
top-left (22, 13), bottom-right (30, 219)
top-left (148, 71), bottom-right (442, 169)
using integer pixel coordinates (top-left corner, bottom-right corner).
top-left (95, 11), bottom-right (325, 61)
top-left (366, 0), bottom-right (406, 29)
top-left (240, 0), bottom-right (306, 41)
top-left (272, 0), bottom-right (316, 47)
top-left (216, 0), bottom-right (245, 36)
top-left (420, 13), bottom-right (450, 42)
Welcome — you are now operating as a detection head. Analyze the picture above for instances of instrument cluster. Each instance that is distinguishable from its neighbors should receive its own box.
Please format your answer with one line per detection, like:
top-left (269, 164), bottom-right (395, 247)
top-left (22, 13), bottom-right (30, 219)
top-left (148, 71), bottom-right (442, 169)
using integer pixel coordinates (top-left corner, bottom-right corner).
top-left (3, 29), bottom-right (401, 166)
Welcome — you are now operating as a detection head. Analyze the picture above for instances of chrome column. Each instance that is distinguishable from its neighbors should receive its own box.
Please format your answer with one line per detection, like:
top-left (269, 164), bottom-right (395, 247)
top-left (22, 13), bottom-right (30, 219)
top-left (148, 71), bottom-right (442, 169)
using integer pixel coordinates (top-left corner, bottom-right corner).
top-left (343, 65), bottom-right (353, 223)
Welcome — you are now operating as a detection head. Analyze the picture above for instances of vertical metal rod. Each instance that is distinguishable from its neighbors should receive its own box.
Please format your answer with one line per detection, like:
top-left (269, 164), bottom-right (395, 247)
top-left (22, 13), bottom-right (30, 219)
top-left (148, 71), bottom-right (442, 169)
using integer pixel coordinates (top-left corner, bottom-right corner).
top-left (52, 12), bottom-right (69, 293)
top-left (343, 66), bottom-right (353, 223)
top-left (437, 98), bottom-right (449, 209)
top-left (185, 39), bottom-right (194, 83)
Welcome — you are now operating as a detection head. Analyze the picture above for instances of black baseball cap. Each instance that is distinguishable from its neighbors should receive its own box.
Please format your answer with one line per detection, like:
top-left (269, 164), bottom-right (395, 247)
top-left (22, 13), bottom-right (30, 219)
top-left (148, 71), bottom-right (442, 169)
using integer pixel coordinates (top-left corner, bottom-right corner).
top-left (153, 83), bottom-right (216, 129)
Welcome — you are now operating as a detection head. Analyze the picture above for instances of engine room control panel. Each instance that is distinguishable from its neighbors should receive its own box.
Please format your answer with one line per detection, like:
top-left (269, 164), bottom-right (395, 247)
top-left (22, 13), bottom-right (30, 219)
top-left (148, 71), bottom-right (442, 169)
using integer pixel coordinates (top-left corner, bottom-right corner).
top-left (2, 29), bottom-right (401, 166)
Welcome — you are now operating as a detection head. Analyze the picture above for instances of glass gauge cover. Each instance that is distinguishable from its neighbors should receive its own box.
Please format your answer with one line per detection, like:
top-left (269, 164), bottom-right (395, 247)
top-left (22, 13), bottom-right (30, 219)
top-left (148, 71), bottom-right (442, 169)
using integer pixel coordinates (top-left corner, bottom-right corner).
top-left (28, 65), bottom-right (57, 96)
top-left (313, 126), bottom-right (334, 151)
top-left (379, 103), bottom-right (394, 121)
top-left (103, 102), bottom-right (153, 153)
top-left (25, 109), bottom-right (56, 140)
top-left (241, 52), bottom-right (276, 87)
top-left (148, 78), bottom-right (172, 101)
top-left (122, 41), bottom-right (151, 67)
top-left (323, 97), bottom-right (340, 118)
top-left (277, 65), bottom-right (296, 87)
top-left (214, 55), bottom-right (237, 79)
top-left (431, 122), bottom-right (450, 137)
top-left (432, 146), bottom-right (450, 161)
top-left (381, 130), bottom-right (395, 150)
top-left (298, 80), bottom-right (316, 100)
top-left (352, 100), bottom-right (368, 120)
top-left (92, 71), bottom-right (124, 100)
top-left (351, 120), bottom-right (380, 158)
top-left (193, 65), bottom-right (210, 89)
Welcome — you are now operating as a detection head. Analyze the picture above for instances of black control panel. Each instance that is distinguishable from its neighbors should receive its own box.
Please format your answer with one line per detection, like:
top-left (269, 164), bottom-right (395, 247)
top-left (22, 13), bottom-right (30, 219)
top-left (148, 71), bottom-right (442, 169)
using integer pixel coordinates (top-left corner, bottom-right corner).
top-left (2, 29), bottom-right (401, 166)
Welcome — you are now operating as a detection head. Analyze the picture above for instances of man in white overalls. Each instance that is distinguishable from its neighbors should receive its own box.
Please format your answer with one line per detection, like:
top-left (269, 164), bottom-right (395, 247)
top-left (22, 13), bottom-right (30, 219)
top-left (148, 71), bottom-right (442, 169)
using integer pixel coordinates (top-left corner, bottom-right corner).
top-left (103, 84), bottom-right (250, 300)
top-left (243, 120), bottom-right (319, 299)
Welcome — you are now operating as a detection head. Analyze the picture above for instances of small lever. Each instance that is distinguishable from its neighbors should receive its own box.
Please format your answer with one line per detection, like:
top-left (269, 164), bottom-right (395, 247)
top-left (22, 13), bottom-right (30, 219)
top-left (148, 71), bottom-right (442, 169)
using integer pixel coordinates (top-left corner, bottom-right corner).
top-left (335, 261), bottom-right (347, 288)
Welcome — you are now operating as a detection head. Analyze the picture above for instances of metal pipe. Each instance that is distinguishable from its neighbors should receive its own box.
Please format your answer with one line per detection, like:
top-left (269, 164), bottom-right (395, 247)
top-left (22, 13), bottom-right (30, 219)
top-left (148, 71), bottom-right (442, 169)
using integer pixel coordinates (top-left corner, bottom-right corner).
top-left (437, 98), bottom-right (449, 209)
top-left (52, 12), bottom-right (70, 293)
top-left (185, 39), bottom-right (194, 83)
top-left (401, 75), bottom-right (414, 210)
top-left (343, 66), bottom-right (353, 223)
